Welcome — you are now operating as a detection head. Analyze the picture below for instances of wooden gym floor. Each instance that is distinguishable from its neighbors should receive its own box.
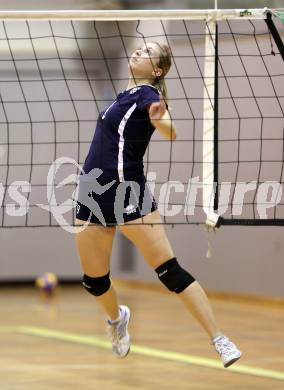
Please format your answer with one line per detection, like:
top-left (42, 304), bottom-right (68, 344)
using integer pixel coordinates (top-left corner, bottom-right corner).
top-left (0, 282), bottom-right (284, 390)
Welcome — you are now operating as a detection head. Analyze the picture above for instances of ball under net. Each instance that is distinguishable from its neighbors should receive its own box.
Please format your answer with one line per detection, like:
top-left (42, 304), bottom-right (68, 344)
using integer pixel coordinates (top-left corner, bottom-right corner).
top-left (0, 8), bottom-right (283, 229)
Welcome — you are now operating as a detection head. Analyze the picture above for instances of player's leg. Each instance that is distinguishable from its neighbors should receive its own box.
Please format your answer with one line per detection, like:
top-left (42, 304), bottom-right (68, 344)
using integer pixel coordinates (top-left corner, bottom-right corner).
top-left (75, 219), bottom-right (131, 358)
top-left (119, 210), bottom-right (242, 366)
top-left (119, 210), bottom-right (220, 339)
top-left (74, 219), bottom-right (119, 320)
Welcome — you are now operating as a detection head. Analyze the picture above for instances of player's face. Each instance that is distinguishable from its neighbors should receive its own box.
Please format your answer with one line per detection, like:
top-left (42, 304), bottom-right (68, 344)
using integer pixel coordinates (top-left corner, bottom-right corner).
top-left (129, 42), bottom-right (162, 78)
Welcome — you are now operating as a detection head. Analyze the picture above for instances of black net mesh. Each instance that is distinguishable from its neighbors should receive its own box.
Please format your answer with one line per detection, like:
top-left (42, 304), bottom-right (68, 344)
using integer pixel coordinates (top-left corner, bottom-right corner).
top-left (0, 17), bottom-right (283, 228)
top-left (217, 17), bottom-right (284, 225)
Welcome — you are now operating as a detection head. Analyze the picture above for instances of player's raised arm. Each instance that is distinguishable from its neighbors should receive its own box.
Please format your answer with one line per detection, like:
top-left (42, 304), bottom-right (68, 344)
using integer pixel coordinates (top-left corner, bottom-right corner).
top-left (148, 95), bottom-right (176, 140)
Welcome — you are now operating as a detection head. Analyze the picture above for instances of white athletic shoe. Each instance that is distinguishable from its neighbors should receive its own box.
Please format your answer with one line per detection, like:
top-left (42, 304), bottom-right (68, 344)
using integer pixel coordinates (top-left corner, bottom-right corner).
top-left (212, 335), bottom-right (242, 368)
top-left (107, 305), bottom-right (131, 358)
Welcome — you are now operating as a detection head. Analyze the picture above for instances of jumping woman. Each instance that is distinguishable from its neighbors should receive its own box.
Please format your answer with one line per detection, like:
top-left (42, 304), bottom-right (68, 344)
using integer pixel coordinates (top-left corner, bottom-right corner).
top-left (75, 41), bottom-right (242, 367)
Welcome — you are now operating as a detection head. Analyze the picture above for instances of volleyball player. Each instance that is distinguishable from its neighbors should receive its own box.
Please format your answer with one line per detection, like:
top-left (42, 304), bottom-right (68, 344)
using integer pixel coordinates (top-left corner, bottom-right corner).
top-left (75, 41), bottom-right (242, 367)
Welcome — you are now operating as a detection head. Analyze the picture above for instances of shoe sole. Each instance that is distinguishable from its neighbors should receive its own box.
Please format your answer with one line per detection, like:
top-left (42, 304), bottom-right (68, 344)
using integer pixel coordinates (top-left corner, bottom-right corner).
top-left (120, 346), bottom-right (130, 358)
top-left (224, 353), bottom-right (242, 368)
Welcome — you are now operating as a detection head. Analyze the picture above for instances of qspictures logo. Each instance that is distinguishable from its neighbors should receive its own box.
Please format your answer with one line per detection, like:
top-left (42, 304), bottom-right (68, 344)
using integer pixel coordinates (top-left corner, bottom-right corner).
top-left (0, 157), bottom-right (282, 233)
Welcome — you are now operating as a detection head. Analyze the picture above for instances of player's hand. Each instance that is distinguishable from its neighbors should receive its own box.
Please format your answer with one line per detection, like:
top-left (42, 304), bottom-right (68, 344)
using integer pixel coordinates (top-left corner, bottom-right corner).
top-left (149, 95), bottom-right (167, 121)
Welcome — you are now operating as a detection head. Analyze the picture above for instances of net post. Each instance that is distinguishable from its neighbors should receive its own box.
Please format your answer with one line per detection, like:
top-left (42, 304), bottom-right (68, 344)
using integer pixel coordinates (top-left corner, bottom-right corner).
top-left (213, 22), bottom-right (219, 214)
top-left (202, 15), bottom-right (220, 228)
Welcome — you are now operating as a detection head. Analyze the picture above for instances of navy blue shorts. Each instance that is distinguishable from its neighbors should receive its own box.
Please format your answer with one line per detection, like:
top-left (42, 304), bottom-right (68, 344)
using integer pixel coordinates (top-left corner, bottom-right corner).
top-left (75, 175), bottom-right (157, 226)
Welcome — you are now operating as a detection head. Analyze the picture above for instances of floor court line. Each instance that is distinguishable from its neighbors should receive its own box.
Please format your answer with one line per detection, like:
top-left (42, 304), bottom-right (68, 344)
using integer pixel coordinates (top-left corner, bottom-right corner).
top-left (10, 325), bottom-right (284, 382)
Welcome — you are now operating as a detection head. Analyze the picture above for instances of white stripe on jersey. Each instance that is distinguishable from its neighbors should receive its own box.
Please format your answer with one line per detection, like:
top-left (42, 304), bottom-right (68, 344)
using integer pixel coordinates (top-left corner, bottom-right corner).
top-left (102, 100), bottom-right (117, 119)
top-left (117, 103), bottom-right (137, 182)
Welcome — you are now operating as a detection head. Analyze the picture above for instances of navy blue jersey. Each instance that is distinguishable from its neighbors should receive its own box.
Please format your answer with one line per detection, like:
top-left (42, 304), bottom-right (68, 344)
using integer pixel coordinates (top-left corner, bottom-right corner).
top-left (83, 84), bottom-right (161, 181)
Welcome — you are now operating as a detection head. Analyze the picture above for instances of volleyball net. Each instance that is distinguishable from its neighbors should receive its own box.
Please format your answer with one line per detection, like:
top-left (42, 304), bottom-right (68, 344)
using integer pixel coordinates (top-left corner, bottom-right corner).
top-left (0, 9), bottom-right (283, 229)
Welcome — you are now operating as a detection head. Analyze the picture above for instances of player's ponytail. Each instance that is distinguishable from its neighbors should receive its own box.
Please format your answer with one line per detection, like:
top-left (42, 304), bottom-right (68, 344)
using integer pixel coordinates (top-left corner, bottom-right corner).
top-left (151, 42), bottom-right (172, 105)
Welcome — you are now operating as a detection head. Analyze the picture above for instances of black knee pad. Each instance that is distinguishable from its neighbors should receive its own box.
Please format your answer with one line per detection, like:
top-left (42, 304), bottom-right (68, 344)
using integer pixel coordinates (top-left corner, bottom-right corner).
top-left (82, 273), bottom-right (111, 296)
top-left (155, 257), bottom-right (195, 294)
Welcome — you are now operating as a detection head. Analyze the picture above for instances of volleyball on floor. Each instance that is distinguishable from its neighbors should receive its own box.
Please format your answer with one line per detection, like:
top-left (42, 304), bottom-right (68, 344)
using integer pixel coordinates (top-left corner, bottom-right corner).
top-left (35, 272), bottom-right (58, 294)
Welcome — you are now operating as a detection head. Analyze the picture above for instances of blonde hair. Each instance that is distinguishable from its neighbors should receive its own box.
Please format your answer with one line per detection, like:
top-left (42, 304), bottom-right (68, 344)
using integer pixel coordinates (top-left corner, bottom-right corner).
top-left (151, 42), bottom-right (172, 104)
